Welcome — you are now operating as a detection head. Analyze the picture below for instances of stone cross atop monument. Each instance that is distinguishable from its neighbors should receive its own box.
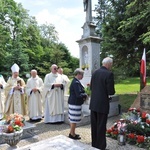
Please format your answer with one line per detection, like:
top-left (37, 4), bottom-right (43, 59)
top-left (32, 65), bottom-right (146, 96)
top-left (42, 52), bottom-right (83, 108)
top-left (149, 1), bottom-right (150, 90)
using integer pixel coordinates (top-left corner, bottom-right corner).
top-left (83, 0), bottom-right (92, 23)
top-left (82, 0), bottom-right (96, 39)
top-left (76, 0), bottom-right (101, 87)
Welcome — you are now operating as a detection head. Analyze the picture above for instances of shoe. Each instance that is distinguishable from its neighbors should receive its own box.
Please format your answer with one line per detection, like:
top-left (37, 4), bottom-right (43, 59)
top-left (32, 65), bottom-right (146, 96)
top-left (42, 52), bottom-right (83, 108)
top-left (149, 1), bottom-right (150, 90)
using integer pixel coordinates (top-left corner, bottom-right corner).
top-left (29, 118), bottom-right (33, 122)
top-left (29, 118), bottom-right (41, 122)
top-left (69, 134), bottom-right (81, 140)
top-left (75, 134), bottom-right (80, 137)
top-left (50, 121), bottom-right (64, 124)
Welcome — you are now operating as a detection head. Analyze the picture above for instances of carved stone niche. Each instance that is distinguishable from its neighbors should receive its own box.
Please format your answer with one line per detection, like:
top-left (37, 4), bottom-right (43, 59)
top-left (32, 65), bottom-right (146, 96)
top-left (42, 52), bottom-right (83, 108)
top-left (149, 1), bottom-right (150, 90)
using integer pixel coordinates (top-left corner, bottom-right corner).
top-left (82, 46), bottom-right (89, 70)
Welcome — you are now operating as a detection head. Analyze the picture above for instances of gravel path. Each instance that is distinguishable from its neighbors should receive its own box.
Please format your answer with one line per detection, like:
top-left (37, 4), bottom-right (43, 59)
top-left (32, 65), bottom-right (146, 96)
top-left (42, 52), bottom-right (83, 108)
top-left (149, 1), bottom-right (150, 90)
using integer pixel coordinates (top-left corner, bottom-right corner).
top-left (0, 115), bottom-right (145, 150)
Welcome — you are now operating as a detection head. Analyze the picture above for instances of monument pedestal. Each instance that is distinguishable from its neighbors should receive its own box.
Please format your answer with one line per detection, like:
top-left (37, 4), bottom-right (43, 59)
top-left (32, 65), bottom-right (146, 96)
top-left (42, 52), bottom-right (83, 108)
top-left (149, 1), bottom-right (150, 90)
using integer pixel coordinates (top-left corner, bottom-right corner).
top-left (64, 95), bottom-right (119, 126)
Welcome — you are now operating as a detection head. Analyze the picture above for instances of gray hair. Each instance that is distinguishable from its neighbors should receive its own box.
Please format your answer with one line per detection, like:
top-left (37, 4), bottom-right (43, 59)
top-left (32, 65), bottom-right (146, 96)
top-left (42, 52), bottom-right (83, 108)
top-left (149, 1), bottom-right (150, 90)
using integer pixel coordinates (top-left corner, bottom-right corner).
top-left (50, 64), bottom-right (57, 70)
top-left (31, 69), bottom-right (37, 73)
top-left (74, 68), bottom-right (84, 76)
top-left (102, 57), bottom-right (113, 65)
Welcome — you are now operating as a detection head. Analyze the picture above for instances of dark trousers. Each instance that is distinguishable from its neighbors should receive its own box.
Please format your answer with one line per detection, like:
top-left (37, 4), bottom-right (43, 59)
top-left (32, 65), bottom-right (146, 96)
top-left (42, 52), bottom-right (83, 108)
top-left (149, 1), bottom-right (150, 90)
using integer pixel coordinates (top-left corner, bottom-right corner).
top-left (91, 111), bottom-right (108, 150)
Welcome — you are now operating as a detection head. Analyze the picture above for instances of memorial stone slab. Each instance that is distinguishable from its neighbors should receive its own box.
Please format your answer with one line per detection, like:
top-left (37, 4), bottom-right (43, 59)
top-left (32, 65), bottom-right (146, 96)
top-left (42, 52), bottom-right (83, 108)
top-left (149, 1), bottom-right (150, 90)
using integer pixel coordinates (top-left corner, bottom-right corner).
top-left (17, 135), bottom-right (98, 150)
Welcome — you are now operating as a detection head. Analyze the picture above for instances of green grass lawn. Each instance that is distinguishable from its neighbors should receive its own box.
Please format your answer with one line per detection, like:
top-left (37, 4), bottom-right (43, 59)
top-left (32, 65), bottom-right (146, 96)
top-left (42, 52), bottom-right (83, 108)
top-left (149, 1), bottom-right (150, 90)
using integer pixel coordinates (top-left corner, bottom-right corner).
top-left (115, 77), bottom-right (141, 94)
top-left (115, 77), bottom-right (149, 112)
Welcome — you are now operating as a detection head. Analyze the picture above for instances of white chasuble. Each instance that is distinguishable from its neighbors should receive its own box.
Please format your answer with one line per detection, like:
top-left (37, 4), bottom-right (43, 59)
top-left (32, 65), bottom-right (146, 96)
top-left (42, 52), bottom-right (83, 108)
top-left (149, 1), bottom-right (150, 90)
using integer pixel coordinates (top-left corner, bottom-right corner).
top-left (26, 76), bottom-right (44, 119)
top-left (43, 73), bottom-right (64, 123)
top-left (0, 75), bottom-right (7, 119)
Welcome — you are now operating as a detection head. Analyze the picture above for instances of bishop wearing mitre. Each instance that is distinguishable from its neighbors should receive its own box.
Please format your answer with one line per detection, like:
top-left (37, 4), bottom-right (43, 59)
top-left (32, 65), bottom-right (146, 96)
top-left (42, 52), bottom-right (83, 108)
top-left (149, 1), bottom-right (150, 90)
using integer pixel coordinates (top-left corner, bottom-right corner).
top-left (5, 63), bottom-right (26, 116)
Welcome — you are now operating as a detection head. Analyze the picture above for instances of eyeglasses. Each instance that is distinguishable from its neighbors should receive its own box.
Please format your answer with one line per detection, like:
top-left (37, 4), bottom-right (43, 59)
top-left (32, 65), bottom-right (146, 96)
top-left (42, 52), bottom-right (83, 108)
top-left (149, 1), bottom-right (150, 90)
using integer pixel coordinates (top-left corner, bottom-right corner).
top-left (54, 68), bottom-right (58, 70)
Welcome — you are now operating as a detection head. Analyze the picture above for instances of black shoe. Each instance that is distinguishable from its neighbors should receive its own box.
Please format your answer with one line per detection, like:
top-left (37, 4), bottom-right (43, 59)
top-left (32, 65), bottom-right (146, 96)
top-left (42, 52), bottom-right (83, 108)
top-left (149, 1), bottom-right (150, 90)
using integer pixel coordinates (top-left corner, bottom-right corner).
top-left (69, 134), bottom-right (81, 140)
top-left (50, 121), bottom-right (64, 124)
top-left (29, 118), bottom-right (41, 122)
top-left (29, 118), bottom-right (33, 122)
top-left (75, 134), bottom-right (80, 137)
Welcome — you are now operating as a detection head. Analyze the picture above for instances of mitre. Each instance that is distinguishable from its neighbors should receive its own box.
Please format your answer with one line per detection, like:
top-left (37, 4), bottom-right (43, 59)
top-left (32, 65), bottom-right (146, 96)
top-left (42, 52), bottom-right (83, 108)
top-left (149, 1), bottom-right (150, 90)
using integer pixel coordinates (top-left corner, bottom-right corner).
top-left (11, 63), bottom-right (20, 72)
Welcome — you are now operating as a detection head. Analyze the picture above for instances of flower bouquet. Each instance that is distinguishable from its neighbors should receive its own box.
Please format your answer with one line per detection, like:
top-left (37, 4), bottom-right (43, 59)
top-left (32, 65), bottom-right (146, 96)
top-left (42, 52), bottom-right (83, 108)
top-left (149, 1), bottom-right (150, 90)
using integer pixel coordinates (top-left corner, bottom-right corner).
top-left (85, 83), bottom-right (91, 96)
top-left (106, 119), bottom-right (126, 140)
top-left (84, 83), bottom-right (91, 105)
top-left (128, 108), bottom-right (140, 121)
top-left (5, 113), bottom-right (25, 133)
top-left (2, 113), bottom-right (25, 147)
top-left (106, 108), bottom-right (150, 149)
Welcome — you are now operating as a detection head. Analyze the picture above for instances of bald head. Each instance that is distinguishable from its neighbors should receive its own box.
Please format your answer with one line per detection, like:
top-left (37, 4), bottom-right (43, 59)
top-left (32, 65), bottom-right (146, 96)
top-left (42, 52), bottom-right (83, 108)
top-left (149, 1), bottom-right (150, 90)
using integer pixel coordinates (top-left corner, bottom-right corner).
top-left (51, 64), bottom-right (58, 74)
top-left (31, 69), bottom-right (37, 78)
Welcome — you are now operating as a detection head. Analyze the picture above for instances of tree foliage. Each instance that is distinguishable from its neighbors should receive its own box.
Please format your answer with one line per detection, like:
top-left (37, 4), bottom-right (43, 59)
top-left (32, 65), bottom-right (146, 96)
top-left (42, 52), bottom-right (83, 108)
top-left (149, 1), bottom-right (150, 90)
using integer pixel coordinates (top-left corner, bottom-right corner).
top-left (95, 0), bottom-right (150, 77)
top-left (0, 0), bottom-right (79, 79)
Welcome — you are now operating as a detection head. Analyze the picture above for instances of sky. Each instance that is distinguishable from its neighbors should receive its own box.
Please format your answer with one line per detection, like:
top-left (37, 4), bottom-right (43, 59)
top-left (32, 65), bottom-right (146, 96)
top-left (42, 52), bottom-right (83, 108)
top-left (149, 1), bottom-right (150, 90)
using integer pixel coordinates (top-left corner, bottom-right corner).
top-left (14, 0), bottom-right (98, 58)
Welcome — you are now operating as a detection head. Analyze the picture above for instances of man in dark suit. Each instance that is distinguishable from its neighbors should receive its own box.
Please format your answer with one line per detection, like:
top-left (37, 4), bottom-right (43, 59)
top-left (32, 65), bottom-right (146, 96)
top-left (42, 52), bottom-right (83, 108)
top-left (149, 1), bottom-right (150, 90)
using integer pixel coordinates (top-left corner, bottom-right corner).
top-left (89, 57), bottom-right (115, 150)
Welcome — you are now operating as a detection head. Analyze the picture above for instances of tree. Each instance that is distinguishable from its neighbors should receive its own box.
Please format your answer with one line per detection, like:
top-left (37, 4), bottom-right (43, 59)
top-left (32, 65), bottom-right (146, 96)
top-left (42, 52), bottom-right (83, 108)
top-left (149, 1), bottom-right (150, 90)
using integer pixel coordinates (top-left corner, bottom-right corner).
top-left (94, 0), bottom-right (150, 77)
top-left (22, 16), bottom-right (44, 69)
top-left (39, 23), bottom-right (58, 45)
top-left (0, 0), bottom-right (79, 79)
top-left (0, 0), bottom-right (30, 78)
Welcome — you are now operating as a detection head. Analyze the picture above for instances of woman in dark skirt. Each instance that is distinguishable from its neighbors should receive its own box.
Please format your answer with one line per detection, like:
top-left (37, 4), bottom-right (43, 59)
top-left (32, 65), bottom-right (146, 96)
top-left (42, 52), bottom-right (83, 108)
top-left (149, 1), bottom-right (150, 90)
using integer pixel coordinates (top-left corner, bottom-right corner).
top-left (68, 68), bottom-right (88, 140)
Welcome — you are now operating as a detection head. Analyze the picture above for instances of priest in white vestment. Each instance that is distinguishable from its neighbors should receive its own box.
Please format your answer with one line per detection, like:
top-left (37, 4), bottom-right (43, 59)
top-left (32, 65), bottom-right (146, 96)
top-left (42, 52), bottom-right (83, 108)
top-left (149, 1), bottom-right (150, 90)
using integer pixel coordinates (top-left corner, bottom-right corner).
top-left (43, 64), bottom-right (65, 123)
top-left (26, 69), bottom-right (44, 121)
top-left (5, 63), bottom-right (26, 116)
top-left (0, 74), bottom-right (7, 120)
top-left (58, 67), bottom-right (70, 95)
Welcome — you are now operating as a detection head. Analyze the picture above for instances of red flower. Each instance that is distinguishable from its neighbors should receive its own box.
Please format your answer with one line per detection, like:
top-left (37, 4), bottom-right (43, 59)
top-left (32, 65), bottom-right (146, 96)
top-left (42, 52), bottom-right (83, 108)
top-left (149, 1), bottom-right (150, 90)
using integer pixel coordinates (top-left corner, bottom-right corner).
top-left (137, 108), bottom-right (141, 112)
top-left (141, 112), bottom-right (147, 119)
top-left (87, 83), bottom-right (90, 87)
top-left (128, 133), bottom-right (136, 139)
top-left (106, 129), bottom-right (112, 134)
top-left (136, 135), bottom-right (145, 143)
top-left (7, 125), bottom-right (14, 133)
top-left (112, 130), bottom-right (118, 135)
top-left (146, 119), bottom-right (150, 124)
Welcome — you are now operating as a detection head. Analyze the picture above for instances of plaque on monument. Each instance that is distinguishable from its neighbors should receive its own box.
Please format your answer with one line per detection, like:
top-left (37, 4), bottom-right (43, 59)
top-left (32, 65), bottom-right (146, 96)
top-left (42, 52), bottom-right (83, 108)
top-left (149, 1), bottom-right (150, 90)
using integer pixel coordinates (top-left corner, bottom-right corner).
top-left (140, 93), bottom-right (150, 110)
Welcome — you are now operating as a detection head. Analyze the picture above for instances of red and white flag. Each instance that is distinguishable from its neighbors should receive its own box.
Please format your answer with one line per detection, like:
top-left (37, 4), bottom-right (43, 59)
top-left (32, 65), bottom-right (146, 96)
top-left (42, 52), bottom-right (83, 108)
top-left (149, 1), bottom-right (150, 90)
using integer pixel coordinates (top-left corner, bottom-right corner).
top-left (140, 48), bottom-right (146, 87)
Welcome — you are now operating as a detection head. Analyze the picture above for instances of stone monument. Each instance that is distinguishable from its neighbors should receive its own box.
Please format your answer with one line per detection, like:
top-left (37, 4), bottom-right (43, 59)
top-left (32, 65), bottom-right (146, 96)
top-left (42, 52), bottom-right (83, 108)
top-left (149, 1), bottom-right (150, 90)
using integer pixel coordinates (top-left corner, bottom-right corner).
top-left (77, 0), bottom-right (101, 87)
top-left (64, 0), bottom-right (119, 125)
top-left (131, 85), bottom-right (150, 114)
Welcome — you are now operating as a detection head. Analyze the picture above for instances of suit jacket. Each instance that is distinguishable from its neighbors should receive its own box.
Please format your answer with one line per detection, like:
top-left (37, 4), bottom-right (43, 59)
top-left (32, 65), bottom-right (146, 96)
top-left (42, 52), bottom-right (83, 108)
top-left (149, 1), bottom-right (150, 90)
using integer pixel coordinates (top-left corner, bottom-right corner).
top-left (89, 66), bottom-right (115, 114)
top-left (68, 78), bottom-right (87, 105)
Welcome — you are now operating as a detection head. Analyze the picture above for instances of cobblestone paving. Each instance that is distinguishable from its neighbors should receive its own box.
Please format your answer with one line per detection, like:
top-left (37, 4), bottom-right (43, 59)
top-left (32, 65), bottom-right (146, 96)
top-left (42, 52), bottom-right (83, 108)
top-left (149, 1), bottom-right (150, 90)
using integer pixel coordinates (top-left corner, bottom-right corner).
top-left (0, 115), bottom-right (145, 150)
